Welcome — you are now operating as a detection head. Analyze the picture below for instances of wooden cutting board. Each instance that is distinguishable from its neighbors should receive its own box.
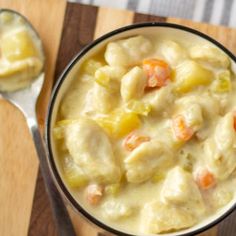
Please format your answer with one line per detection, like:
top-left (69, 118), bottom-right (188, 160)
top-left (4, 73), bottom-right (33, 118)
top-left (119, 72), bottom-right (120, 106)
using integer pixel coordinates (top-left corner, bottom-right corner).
top-left (1, 1), bottom-right (236, 236)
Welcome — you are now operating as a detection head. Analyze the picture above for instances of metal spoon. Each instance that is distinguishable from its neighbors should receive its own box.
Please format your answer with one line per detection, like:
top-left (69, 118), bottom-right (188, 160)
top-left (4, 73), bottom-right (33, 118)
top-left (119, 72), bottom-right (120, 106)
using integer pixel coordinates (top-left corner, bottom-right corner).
top-left (0, 9), bottom-right (76, 236)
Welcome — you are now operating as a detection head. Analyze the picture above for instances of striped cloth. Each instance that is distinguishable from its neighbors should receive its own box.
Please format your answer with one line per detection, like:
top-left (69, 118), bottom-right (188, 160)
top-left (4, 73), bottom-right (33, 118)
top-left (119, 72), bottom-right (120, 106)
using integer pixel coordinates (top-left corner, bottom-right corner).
top-left (70, 0), bottom-right (236, 28)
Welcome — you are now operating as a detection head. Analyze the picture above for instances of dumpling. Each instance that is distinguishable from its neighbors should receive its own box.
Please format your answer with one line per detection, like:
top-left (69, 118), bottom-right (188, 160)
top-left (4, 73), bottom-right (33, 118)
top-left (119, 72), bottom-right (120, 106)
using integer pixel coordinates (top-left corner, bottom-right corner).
top-left (142, 85), bottom-right (174, 115)
top-left (124, 141), bottom-right (173, 183)
top-left (95, 65), bottom-right (127, 81)
top-left (120, 66), bottom-right (146, 102)
top-left (141, 200), bottom-right (196, 234)
top-left (181, 103), bottom-right (203, 131)
top-left (204, 112), bottom-right (236, 179)
top-left (64, 118), bottom-right (121, 183)
top-left (175, 95), bottom-right (220, 118)
top-left (189, 44), bottom-right (230, 68)
top-left (82, 81), bottom-right (119, 115)
top-left (214, 112), bottom-right (236, 151)
top-left (161, 166), bottom-right (205, 216)
top-left (105, 35), bottom-right (152, 67)
top-left (161, 40), bottom-right (187, 67)
top-left (141, 167), bottom-right (205, 233)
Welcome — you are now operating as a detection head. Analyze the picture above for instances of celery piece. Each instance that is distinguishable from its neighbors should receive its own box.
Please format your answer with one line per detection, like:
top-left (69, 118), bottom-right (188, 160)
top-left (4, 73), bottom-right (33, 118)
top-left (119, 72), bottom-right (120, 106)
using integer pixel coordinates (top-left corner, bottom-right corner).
top-left (211, 70), bottom-right (231, 93)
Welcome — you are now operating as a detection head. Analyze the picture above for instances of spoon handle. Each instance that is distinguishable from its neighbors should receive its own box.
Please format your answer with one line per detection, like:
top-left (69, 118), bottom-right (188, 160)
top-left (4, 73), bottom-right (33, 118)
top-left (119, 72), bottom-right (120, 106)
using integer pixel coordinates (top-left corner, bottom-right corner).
top-left (28, 118), bottom-right (77, 236)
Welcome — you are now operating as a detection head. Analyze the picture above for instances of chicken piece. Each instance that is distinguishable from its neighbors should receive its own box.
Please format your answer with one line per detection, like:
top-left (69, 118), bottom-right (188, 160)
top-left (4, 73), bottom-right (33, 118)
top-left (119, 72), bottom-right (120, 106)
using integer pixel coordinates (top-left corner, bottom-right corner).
top-left (105, 35), bottom-right (152, 66)
top-left (64, 118), bottom-right (121, 183)
top-left (204, 112), bottom-right (236, 179)
top-left (124, 141), bottom-right (173, 183)
top-left (189, 44), bottom-right (230, 68)
top-left (161, 167), bottom-right (205, 216)
top-left (161, 40), bottom-right (187, 67)
top-left (120, 66), bottom-right (146, 102)
top-left (141, 200), bottom-right (196, 234)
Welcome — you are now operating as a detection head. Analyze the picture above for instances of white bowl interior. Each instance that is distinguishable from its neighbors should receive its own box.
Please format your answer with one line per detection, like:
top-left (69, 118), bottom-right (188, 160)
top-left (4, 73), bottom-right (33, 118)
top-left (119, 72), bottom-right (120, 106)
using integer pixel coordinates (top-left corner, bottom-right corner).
top-left (49, 25), bottom-right (236, 236)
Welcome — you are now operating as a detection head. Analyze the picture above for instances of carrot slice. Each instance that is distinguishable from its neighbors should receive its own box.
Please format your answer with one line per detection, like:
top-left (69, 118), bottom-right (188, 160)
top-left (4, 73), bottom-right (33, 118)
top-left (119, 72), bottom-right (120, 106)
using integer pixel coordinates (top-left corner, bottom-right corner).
top-left (85, 184), bottom-right (103, 205)
top-left (143, 58), bottom-right (171, 88)
top-left (195, 169), bottom-right (216, 190)
top-left (123, 132), bottom-right (150, 151)
top-left (172, 115), bottom-right (194, 141)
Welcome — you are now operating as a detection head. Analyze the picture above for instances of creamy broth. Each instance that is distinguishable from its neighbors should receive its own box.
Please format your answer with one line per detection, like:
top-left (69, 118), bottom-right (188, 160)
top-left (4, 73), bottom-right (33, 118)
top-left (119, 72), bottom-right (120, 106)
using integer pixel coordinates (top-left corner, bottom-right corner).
top-left (53, 33), bottom-right (236, 235)
top-left (0, 11), bottom-right (44, 91)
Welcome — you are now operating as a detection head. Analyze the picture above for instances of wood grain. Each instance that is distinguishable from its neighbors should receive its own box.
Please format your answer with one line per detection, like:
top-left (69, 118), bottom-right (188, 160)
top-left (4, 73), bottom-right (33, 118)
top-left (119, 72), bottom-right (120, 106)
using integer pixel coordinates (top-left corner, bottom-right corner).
top-left (0, 1), bottom-right (66, 236)
top-left (133, 12), bottom-right (167, 23)
top-left (54, 3), bottom-right (98, 83)
top-left (167, 18), bottom-right (236, 55)
top-left (94, 7), bottom-right (134, 39)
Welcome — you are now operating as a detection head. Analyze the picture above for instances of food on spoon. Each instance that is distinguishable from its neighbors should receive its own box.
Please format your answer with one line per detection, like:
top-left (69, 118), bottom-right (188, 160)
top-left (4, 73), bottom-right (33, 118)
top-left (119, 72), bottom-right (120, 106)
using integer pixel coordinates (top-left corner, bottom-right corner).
top-left (0, 11), bottom-right (44, 91)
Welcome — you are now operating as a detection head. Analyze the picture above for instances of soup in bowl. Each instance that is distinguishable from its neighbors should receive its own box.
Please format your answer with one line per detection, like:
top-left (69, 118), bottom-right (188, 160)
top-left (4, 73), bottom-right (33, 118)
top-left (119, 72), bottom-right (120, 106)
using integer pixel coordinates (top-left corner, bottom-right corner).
top-left (46, 23), bottom-right (236, 236)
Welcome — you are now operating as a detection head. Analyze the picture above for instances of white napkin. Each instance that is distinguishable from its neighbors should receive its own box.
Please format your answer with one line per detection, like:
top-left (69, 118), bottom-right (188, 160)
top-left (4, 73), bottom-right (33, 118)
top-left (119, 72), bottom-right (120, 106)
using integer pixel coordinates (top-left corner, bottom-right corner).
top-left (70, 0), bottom-right (236, 28)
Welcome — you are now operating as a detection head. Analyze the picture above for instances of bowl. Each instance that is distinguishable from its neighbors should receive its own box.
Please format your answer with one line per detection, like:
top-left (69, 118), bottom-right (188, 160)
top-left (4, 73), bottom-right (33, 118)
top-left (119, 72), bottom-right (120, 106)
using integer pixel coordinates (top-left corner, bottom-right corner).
top-left (46, 22), bottom-right (236, 236)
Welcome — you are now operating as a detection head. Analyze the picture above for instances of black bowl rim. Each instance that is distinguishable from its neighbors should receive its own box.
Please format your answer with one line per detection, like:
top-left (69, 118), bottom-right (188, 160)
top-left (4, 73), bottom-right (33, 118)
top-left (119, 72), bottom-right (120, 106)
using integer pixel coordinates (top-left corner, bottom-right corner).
top-left (46, 22), bottom-right (236, 236)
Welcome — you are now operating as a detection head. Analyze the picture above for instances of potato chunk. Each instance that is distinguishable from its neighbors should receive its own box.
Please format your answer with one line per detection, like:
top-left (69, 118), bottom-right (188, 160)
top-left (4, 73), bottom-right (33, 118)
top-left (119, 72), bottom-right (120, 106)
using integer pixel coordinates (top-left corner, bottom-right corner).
top-left (1, 29), bottom-right (40, 62)
top-left (124, 141), bottom-right (173, 183)
top-left (175, 60), bottom-right (214, 93)
top-left (189, 44), bottom-right (230, 68)
top-left (204, 112), bottom-right (236, 179)
top-left (121, 66), bottom-right (146, 102)
top-left (95, 110), bottom-right (141, 138)
top-left (64, 118), bottom-right (121, 183)
top-left (105, 35), bottom-right (152, 66)
top-left (141, 200), bottom-right (196, 234)
top-left (161, 167), bottom-right (205, 215)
